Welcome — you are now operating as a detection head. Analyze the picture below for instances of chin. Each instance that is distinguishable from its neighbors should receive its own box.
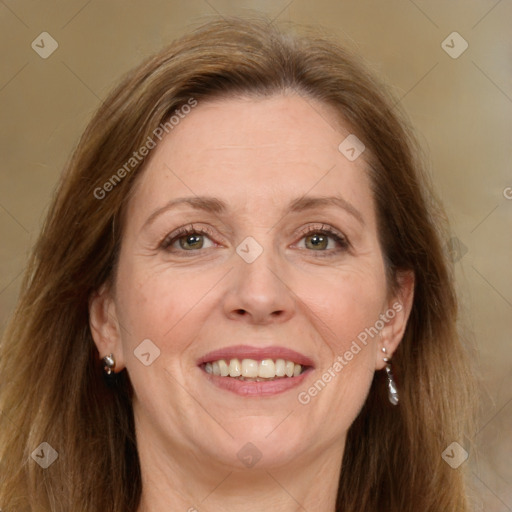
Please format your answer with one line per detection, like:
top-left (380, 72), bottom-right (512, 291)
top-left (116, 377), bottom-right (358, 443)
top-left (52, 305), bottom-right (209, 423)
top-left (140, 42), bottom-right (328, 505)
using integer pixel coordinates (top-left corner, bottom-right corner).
top-left (207, 423), bottom-right (307, 470)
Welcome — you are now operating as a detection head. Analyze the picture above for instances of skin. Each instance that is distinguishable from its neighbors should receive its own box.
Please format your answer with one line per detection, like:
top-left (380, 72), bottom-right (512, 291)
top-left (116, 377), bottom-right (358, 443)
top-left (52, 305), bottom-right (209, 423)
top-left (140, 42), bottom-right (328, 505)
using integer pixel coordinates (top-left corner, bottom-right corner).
top-left (90, 93), bottom-right (414, 512)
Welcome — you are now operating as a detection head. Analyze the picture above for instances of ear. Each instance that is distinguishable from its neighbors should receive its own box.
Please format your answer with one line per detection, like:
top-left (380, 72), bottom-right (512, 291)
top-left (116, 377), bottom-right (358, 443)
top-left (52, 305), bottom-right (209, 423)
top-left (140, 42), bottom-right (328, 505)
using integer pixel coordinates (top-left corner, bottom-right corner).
top-left (89, 283), bottom-right (126, 372)
top-left (375, 270), bottom-right (415, 370)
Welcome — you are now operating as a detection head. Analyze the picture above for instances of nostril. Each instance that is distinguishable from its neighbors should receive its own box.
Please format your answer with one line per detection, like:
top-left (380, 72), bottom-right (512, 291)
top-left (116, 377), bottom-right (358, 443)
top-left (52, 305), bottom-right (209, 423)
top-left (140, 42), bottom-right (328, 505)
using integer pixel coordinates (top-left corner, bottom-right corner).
top-left (235, 309), bottom-right (247, 315)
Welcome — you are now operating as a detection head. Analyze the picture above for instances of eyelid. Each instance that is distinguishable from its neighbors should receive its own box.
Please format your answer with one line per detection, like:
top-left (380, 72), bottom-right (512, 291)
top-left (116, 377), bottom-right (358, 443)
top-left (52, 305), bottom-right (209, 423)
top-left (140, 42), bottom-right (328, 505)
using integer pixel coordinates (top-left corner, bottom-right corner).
top-left (158, 222), bottom-right (350, 254)
top-left (294, 223), bottom-right (349, 244)
top-left (159, 223), bottom-right (220, 250)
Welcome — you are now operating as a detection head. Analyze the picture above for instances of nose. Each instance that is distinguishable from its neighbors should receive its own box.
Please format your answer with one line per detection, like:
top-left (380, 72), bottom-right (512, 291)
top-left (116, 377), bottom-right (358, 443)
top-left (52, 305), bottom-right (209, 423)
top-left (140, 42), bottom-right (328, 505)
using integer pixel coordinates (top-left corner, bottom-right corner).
top-left (222, 246), bottom-right (296, 325)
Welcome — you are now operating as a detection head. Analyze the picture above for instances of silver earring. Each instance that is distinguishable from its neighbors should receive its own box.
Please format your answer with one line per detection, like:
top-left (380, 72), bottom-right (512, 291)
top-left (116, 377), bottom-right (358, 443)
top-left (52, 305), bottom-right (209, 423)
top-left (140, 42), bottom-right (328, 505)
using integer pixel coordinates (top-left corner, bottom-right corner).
top-left (381, 347), bottom-right (399, 405)
top-left (102, 353), bottom-right (116, 375)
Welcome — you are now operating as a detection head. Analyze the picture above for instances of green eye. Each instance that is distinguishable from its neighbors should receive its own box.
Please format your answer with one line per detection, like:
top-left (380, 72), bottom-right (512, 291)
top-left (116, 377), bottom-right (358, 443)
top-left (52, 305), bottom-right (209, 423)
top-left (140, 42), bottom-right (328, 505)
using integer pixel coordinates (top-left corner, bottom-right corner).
top-left (297, 227), bottom-right (349, 254)
top-left (178, 234), bottom-right (205, 250)
top-left (304, 233), bottom-right (330, 250)
top-left (161, 226), bottom-right (216, 252)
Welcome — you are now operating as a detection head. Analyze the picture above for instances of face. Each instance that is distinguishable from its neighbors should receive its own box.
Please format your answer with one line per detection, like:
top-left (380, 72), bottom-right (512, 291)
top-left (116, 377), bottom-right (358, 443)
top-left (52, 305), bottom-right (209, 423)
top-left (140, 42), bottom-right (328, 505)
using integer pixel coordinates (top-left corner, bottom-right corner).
top-left (91, 93), bottom-right (413, 473)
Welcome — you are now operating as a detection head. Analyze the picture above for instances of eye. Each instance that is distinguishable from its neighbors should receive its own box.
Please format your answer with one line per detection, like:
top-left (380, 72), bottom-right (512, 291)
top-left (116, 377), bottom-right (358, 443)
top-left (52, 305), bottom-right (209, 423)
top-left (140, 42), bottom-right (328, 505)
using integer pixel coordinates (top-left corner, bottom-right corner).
top-left (159, 223), bottom-right (349, 256)
top-left (160, 225), bottom-right (216, 252)
top-left (295, 224), bottom-right (349, 255)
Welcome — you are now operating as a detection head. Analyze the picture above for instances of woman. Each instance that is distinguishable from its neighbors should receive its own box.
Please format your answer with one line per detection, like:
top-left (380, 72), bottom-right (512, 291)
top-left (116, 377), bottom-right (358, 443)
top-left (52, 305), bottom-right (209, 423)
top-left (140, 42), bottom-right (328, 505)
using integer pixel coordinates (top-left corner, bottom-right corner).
top-left (0, 17), bottom-right (475, 512)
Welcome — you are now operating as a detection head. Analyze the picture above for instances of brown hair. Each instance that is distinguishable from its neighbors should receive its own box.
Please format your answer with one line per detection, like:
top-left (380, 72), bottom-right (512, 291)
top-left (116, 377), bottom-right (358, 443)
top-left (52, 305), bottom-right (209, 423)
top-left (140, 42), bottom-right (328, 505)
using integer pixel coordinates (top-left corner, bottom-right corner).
top-left (0, 16), bottom-right (475, 511)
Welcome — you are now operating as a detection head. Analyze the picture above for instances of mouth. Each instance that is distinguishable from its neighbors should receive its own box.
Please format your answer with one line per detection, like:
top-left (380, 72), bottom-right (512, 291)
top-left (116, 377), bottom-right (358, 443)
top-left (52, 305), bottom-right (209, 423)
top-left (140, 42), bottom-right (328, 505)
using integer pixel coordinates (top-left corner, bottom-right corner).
top-left (197, 345), bottom-right (314, 396)
top-left (201, 358), bottom-right (309, 380)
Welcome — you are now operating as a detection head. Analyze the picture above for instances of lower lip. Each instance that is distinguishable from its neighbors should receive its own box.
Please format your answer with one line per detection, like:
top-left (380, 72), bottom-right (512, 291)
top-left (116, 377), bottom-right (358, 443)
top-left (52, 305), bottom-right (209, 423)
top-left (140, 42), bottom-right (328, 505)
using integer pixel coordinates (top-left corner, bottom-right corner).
top-left (200, 367), bottom-right (314, 397)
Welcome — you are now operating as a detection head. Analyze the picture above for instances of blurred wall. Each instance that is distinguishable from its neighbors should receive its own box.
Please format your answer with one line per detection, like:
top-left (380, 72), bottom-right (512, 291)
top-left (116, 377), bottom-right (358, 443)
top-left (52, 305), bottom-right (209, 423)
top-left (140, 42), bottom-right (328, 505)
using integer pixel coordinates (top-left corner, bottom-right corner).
top-left (0, 1), bottom-right (510, 510)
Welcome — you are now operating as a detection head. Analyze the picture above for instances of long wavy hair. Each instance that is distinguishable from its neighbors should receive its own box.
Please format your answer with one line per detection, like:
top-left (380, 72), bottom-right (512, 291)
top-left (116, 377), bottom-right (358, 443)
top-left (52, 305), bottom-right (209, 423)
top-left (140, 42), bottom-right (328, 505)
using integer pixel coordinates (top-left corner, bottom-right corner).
top-left (0, 16), bottom-right (475, 511)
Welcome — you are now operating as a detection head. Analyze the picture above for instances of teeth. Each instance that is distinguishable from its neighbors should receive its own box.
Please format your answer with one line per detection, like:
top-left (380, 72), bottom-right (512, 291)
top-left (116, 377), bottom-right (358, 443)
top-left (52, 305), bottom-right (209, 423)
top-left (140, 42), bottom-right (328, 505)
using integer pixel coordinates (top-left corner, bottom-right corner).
top-left (275, 358), bottom-right (286, 377)
top-left (241, 359), bottom-right (259, 378)
top-left (228, 358), bottom-right (241, 377)
top-left (218, 359), bottom-right (229, 377)
top-left (258, 359), bottom-right (275, 378)
top-left (203, 357), bottom-right (305, 379)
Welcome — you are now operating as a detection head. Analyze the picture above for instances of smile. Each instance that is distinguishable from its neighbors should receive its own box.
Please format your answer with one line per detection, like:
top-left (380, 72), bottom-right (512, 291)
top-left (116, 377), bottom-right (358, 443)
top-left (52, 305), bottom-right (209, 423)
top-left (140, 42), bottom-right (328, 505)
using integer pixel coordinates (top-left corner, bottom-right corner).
top-left (203, 357), bottom-right (306, 381)
top-left (197, 345), bottom-right (314, 396)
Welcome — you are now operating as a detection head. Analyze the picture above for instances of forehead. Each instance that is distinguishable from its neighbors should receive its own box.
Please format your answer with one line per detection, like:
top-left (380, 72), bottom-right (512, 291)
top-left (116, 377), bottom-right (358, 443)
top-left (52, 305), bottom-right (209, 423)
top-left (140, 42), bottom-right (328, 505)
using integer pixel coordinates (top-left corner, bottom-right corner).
top-left (127, 93), bottom-right (374, 224)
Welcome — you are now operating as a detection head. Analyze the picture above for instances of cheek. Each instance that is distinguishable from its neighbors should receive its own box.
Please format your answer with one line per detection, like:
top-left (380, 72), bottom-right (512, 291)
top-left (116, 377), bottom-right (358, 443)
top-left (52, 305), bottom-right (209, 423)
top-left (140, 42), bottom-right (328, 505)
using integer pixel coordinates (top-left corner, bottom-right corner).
top-left (114, 259), bottom-right (223, 358)
top-left (113, 265), bottom-right (215, 408)
top-left (295, 275), bottom-right (383, 435)
top-left (291, 263), bottom-right (386, 419)
top-left (296, 265), bottom-right (387, 353)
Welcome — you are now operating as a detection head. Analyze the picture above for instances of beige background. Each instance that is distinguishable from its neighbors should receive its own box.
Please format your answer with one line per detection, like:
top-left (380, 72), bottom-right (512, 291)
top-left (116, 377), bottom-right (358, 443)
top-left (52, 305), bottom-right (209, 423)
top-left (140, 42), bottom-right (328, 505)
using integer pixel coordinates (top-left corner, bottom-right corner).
top-left (0, 1), bottom-right (510, 510)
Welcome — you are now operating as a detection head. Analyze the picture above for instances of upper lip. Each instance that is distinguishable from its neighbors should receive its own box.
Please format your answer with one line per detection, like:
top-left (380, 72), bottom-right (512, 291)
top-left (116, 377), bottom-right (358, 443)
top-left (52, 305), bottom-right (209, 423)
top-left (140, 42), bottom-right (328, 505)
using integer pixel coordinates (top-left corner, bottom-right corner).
top-left (197, 344), bottom-right (315, 368)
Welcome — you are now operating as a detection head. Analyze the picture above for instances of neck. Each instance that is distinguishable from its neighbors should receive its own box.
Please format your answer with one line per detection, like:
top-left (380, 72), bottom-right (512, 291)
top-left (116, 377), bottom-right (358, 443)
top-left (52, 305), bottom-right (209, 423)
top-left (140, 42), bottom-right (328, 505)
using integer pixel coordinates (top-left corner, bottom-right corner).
top-left (135, 432), bottom-right (344, 512)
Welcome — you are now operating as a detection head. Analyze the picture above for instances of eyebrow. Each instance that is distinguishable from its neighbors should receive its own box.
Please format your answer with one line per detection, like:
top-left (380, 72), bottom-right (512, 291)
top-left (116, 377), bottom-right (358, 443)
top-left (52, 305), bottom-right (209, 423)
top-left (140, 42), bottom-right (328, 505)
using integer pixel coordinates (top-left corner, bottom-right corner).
top-left (142, 194), bottom-right (365, 230)
top-left (288, 195), bottom-right (365, 226)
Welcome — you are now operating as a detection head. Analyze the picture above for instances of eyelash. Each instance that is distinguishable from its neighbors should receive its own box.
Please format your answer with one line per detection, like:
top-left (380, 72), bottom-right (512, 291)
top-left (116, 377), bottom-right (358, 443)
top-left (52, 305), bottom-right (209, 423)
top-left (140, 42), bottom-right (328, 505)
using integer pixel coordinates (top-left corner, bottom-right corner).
top-left (160, 224), bottom-right (217, 252)
top-left (160, 223), bottom-right (350, 256)
top-left (295, 224), bottom-right (350, 256)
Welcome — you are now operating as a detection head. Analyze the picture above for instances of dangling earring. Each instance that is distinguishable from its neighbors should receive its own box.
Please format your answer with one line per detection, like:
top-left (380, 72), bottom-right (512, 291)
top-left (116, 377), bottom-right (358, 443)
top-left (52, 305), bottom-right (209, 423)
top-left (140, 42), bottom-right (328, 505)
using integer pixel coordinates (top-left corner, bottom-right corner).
top-left (381, 347), bottom-right (399, 405)
top-left (102, 353), bottom-right (116, 375)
